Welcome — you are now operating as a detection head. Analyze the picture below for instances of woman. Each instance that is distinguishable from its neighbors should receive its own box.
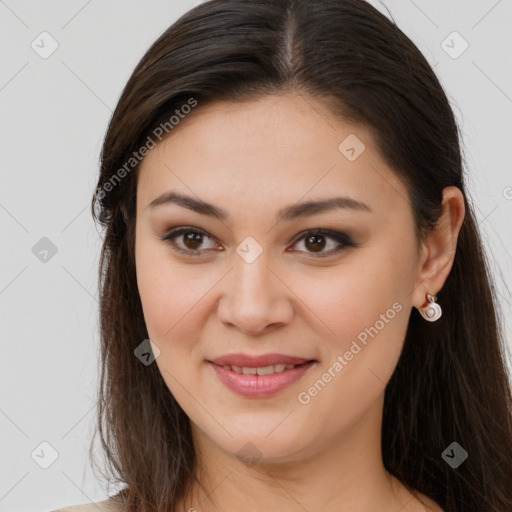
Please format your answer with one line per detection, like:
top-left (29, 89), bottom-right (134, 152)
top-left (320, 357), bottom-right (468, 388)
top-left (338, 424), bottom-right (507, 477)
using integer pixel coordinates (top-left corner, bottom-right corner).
top-left (52, 0), bottom-right (512, 510)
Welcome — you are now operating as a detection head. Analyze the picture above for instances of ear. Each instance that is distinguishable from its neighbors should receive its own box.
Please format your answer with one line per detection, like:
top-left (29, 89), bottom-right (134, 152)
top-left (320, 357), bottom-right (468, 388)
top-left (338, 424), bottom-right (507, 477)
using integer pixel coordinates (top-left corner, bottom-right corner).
top-left (412, 186), bottom-right (466, 310)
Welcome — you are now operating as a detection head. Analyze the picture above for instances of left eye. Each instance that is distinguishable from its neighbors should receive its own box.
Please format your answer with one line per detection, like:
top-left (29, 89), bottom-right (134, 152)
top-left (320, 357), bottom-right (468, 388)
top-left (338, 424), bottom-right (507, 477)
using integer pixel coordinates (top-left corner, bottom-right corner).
top-left (290, 229), bottom-right (354, 256)
top-left (161, 227), bottom-right (355, 257)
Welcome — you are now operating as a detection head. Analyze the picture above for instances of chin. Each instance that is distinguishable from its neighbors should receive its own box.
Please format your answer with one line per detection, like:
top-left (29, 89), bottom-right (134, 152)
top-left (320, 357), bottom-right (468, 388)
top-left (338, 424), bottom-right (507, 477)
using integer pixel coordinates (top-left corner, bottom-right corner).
top-left (202, 426), bottom-right (312, 466)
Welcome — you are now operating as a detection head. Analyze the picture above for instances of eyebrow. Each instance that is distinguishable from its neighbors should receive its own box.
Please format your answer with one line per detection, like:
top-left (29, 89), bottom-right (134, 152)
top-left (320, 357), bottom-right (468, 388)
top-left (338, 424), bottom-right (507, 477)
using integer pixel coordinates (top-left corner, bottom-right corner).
top-left (145, 191), bottom-right (372, 222)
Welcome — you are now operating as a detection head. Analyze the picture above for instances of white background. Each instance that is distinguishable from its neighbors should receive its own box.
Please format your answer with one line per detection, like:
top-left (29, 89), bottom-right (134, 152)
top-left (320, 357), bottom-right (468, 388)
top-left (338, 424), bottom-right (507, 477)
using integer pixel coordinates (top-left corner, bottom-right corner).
top-left (1, 1), bottom-right (511, 511)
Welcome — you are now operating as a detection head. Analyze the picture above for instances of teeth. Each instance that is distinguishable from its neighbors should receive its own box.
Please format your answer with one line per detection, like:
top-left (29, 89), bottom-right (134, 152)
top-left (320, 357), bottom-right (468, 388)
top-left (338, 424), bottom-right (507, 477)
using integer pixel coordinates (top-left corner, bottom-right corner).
top-left (224, 363), bottom-right (300, 375)
top-left (256, 365), bottom-right (275, 376)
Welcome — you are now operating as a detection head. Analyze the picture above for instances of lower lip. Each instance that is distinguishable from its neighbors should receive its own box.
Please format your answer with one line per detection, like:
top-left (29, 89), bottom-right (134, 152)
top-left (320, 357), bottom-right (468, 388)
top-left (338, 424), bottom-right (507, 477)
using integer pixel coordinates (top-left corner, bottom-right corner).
top-left (209, 361), bottom-right (316, 398)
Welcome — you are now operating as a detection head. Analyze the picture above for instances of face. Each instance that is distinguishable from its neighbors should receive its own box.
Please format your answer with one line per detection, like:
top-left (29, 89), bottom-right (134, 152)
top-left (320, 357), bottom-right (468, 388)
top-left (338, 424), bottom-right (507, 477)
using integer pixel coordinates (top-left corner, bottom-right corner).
top-left (134, 93), bottom-right (422, 465)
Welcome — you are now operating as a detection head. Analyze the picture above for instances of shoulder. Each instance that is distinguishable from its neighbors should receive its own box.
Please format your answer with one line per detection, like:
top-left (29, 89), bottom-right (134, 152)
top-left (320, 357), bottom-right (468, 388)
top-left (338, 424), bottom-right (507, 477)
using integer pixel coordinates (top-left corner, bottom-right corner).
top-left (49, 497), bottom-right (117, 512)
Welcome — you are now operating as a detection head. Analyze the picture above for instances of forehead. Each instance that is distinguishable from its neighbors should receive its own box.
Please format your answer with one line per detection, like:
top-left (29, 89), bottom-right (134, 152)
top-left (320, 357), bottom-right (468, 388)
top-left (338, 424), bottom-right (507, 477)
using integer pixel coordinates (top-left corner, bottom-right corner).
top-left (136, 93), bottom-right (410, 219)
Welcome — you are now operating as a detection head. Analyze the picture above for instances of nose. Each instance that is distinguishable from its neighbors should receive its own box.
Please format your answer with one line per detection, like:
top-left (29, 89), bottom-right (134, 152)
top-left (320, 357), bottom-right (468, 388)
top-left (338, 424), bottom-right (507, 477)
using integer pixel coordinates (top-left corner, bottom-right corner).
top-left (216, 253), bottom-right (294, 336)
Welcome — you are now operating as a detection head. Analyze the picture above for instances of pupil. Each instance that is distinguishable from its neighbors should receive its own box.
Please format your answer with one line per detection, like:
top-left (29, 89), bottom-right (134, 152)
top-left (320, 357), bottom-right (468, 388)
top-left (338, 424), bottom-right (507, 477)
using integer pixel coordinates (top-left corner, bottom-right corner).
top-left (305, 235), bottom-right (325, 252)
top-left (184, 232), bottom-right (203, 250)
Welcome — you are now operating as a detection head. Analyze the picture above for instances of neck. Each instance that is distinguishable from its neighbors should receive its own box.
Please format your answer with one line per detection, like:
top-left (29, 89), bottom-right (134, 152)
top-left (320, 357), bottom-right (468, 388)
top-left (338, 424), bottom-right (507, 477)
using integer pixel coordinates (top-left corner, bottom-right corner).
top-left (177, 394), bottom-right (430, 512)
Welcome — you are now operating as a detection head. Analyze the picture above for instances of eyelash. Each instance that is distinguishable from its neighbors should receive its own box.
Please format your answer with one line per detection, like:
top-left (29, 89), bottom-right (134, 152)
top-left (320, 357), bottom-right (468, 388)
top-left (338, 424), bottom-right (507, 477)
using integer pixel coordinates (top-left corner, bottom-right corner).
top-left (160, 226), bottom-right (357, 258)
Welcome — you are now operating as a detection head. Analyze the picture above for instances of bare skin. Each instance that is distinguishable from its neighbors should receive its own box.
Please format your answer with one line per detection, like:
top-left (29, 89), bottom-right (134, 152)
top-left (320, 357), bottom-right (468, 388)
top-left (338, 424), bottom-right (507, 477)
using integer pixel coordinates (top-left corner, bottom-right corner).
top-left (134, 92), bottom-right (464, 512)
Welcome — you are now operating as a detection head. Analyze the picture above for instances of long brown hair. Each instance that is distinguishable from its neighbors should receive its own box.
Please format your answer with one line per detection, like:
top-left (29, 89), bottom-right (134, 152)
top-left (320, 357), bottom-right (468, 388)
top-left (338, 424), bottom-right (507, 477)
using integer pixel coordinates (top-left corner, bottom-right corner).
top-left (90, 1), bottom-right (512, 510)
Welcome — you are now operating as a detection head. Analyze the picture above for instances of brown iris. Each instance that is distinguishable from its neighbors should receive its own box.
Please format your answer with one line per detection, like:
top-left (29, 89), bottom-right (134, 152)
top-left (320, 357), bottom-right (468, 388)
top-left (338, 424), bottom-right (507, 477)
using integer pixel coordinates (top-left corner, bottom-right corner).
top-left (304, 234), bottom-right (327, 253)
top-left (183, 232), bottom-right (204, 250)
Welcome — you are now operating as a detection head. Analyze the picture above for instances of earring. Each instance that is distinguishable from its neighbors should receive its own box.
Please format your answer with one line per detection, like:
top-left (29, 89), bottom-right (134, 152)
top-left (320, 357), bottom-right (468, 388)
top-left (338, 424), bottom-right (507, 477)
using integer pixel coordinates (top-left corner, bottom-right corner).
top-left (419, 293), bottom-right (442, 322)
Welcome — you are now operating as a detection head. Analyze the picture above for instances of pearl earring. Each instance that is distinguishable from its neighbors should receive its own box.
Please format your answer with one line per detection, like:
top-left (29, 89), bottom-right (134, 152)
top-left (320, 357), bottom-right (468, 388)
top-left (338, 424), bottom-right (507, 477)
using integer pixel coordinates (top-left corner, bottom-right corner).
top-left (419, 293), bottom-right (442, 322)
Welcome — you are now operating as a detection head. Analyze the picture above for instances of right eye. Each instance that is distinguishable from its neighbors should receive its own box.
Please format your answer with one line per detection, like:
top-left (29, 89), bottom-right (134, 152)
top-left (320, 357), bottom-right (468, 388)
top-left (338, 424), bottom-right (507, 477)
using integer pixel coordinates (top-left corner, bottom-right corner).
top-left (160, 226), bottom-right (221, 256)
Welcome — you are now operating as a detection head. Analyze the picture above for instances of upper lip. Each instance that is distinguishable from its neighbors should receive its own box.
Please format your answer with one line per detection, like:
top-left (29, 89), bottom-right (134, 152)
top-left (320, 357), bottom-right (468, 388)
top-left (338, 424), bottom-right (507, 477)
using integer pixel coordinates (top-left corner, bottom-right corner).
top-left (209, 353), bottom-right (315, 367)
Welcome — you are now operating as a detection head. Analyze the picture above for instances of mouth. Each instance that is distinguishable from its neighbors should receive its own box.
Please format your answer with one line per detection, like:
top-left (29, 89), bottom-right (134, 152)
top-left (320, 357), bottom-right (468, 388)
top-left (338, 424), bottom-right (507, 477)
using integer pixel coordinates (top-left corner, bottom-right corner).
top-left (214, 361), bottom-right (312, 375)
top-left (207, 357), bottom-right (317, 398)
top-left (208, 352), bottom-right (316, 368)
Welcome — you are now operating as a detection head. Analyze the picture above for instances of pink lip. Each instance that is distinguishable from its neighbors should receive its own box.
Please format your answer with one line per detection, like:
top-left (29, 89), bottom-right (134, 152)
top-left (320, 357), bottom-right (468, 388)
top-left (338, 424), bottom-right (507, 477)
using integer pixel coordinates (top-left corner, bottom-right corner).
top-left (209, 352), bottom-right (313, 367)
top-left (209, 360), bottom-right (316, 398)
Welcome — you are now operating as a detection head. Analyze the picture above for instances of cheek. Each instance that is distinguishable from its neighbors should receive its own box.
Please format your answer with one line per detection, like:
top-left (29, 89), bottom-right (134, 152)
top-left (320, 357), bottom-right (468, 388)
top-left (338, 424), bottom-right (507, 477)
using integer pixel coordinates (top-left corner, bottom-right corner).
top-left (290, 259), bottom-right (411, 434)
top-left (291, 258), bottom-right (408, 340)
top-left (135, 233), bottom-right (202, 344)
top-left (137, 270), bottom-right (211, 351)
top-left (134, 241), bottom-right (210, 401)
top-left (289, 247), bottom-right (414, 383)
